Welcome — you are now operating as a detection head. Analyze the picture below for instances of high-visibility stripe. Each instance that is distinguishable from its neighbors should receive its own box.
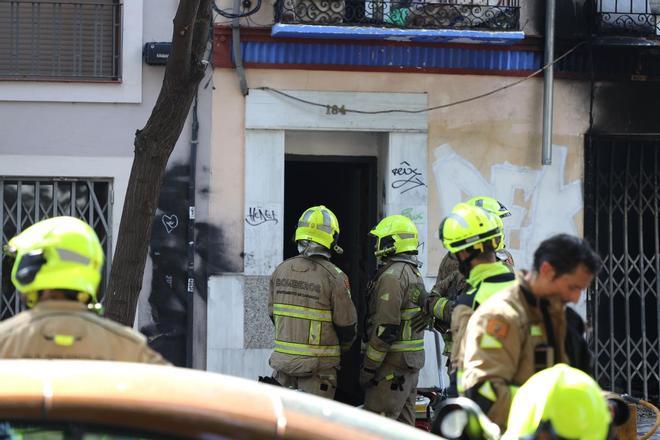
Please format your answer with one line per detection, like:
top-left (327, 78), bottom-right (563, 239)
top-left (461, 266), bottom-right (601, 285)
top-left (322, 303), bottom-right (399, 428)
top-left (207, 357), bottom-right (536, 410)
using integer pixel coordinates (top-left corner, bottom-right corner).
top-left (274, 315), bottom-right (281, 338)
top-left (54, 334), bottom-right (75, 346)
top-left (274, 340), bottom-right (340, 357)
top-left (457, 370), bottom-right (465, 394)
top-left (367, 345), bottom-right (386, 363)
top-left (272, 303), bottom-right (332, 322)
top-left (390, 339), bottom-right (424, 352)
top-left (433, 297), bottom-right (448, 320)
top-left (309, 320), bottom-right (321, 345)
top-left (478, 381), bottom-right (497, 402)
top-left (480, 333), bottom-right (503, 349)
top-left (56, 248), bottom-right (91, 265)
top-left (400, 307), bottom-right (421, 320)
top-left (402, 320), bottom-right (411, 341)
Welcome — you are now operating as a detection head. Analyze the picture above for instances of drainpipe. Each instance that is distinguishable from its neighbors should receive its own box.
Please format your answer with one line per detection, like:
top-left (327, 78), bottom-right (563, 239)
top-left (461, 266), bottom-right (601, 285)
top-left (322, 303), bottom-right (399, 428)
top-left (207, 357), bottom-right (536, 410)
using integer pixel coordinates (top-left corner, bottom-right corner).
top-left (542, 0), bottom-right (556, 165)
top-left (232, 0), bottom-right (249, 96)
top-left (186, 93), bottom-right (199, 368)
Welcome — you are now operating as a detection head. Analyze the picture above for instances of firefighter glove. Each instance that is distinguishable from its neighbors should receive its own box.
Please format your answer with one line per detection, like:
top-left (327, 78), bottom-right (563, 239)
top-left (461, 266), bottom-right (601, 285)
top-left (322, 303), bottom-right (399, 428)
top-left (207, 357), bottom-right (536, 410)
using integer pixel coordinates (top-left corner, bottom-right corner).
top-left (411, 310), bottom-right (434, 333)
top-left (359, 367), bottom-right (378, 389)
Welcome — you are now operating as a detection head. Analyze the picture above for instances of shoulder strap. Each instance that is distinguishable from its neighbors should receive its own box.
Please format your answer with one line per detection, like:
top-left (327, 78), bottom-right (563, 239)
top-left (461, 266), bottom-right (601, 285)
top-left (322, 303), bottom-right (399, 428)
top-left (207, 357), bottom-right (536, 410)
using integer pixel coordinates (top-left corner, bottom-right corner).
top-left (520, 283), bottom-right (558, 357)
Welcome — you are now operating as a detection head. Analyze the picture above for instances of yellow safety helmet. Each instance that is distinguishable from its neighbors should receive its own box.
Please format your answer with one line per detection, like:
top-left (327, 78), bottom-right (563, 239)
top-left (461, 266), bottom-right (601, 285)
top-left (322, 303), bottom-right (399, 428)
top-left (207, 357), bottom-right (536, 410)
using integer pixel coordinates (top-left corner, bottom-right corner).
top-left (466, 196), bottom-right (511, 218)
top-left (370, 214), bottom-right (419, 258)
top-left (294, 205), bottom-right (340, 250)
top-left (439, 203), bottom-right (502, 254)
top-left (5, 216), bottom-right (104, 307)
top-left (504, 364), bottom-right (611, 440)
top-left (467, 196), bottom-right (510, 252)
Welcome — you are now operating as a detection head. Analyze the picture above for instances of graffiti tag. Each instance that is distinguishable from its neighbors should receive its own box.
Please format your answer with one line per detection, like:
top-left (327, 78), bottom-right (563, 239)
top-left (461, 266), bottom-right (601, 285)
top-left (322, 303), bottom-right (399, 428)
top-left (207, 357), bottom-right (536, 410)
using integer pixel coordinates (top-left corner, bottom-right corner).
top-left (162, 214), bottom-right (179, 234)
top-left (401, 208), bottom-right (424, 222)
top-left (391, 161), bottom-right (426, 194)
top-left (245, 207), bottom-right (279, 226)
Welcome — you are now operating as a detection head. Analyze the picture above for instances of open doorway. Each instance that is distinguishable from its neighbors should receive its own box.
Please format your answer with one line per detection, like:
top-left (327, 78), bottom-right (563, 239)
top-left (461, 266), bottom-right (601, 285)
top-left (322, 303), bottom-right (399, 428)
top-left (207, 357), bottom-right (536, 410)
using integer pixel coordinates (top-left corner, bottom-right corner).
top-left (284, 154), bottom-right (377, 405)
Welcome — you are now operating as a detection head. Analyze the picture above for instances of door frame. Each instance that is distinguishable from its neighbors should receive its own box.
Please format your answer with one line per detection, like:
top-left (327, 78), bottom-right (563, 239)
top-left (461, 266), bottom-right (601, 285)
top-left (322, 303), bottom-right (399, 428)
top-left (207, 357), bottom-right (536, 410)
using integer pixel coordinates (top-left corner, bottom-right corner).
top-left (243, 90), bottom-right (429, 278)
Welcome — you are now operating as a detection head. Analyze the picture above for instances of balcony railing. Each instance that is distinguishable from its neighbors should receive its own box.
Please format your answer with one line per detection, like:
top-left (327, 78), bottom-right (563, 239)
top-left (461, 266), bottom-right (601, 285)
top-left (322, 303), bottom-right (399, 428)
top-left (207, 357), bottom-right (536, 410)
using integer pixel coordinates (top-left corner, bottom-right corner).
top-left (275, 0), bottom-right (520, 31)
top-left (594, 0), bottom-right (659, 38)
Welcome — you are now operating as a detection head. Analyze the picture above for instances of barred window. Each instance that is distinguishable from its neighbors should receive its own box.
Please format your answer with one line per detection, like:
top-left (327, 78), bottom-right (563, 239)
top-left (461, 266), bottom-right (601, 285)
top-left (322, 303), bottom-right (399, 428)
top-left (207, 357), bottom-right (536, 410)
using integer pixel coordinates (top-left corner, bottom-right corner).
top-left (0, 0), bottom-right (122, 81)
top-left (1, 178), bottom-right (113, 320)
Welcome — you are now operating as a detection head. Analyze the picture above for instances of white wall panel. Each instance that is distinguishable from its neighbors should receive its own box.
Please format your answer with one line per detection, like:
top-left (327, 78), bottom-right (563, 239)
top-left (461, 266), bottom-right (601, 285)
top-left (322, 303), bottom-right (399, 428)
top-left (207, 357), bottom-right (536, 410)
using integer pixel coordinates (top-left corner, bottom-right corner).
top-left (207, 348), bottom-right (272, 380)
top-left (383, 132), bottom-right (430, 275)
top-left (207, 275), bottom-right (245, 350)
top-left (244, 130), bottom-right (285, 276)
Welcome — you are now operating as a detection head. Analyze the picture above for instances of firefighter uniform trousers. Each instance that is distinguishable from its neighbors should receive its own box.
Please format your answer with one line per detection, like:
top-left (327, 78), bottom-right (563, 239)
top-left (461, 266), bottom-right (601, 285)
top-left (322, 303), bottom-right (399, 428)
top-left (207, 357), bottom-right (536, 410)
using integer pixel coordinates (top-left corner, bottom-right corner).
top-left (363, 256), bottom-right (425, 425)
top-left (269, 255), bottom-right (357, 399)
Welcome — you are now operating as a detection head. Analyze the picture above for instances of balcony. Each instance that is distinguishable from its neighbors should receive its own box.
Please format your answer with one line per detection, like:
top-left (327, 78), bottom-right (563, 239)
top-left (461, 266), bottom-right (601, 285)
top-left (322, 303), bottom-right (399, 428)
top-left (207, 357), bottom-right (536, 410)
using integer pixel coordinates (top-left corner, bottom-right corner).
top-left (272, 0), bottom-right (523, 44)
top-left (593, 0), bottom-right (660, 40)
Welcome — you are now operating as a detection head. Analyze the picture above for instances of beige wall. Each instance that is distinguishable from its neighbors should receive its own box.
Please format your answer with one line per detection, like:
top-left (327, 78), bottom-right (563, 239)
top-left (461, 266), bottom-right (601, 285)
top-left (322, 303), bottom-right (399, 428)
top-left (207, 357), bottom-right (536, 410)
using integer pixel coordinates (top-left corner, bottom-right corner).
top-left (211, 68), bottom-right (590, 274)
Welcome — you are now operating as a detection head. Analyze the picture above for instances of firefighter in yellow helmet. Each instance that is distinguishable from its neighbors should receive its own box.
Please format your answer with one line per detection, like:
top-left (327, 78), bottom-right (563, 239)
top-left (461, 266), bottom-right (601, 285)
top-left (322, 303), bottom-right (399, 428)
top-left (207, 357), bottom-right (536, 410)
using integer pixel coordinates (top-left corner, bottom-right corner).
top-left (360, 214), bottom-right (425, 425)
top-left (503, 364), bottom-right (611, 440)
top-left (413, 203), bottom-right (517, 398)
top-left (268, 205), bottom-right (357, 399)
top-left (412, 197), bottom-right (514, 394)
top-left (0, 216), bottom-right (168, 364)
top-left (467, 196), bottom-right (515, 268)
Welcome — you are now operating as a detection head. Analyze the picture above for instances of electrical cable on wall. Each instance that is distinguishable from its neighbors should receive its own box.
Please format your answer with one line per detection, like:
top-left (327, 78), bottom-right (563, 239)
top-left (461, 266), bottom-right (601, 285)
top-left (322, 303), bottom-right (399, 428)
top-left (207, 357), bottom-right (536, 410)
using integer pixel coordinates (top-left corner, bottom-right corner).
top-left (255, 40), bottom-right (588, 115)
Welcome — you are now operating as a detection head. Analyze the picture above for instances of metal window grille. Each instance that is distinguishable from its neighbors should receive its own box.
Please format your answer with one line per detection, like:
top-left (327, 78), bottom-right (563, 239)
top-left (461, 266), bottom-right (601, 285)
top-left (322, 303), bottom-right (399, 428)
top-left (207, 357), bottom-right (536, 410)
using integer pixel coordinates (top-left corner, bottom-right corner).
top-left (0, 0), bottom-right (122, 80)
top-left (276, 0), bottom-right (520, 31)
top-left (585, 135), bottom-right (660, 402)
top-left (595, 0), bottom-right (659, 37)
top-left (0, 178), bottom-right (112, 320)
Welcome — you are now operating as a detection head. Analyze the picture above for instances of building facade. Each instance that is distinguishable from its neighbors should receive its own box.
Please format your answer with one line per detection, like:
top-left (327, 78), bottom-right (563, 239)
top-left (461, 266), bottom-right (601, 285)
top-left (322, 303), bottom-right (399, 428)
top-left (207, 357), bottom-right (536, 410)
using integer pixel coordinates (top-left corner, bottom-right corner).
top-left (207, 0), bottom-right (660, 402)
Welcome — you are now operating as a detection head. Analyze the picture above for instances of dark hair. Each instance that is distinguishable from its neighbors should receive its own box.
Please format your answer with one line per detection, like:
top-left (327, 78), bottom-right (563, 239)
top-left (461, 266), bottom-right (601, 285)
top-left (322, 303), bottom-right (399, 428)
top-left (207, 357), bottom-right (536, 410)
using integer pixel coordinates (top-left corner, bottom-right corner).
top-left (533, 234), bottom-right (602, 277)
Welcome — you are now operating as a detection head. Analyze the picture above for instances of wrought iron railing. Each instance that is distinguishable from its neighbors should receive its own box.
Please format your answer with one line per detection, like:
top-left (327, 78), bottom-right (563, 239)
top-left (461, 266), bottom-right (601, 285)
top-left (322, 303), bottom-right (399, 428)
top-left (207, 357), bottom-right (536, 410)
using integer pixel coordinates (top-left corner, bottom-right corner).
top-left (593, 0), bottom-right (660, 38)
top-left (0, 0), bottom-right (122, 80)
top-left (275, 0), bottom-right (520, 31)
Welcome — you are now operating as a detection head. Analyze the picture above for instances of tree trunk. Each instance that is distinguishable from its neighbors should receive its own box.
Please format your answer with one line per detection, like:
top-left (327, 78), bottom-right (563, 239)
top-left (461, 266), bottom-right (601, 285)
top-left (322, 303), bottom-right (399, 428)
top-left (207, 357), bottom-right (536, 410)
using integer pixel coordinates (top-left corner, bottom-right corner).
top-left (104, 0), bottom-right (212, 326)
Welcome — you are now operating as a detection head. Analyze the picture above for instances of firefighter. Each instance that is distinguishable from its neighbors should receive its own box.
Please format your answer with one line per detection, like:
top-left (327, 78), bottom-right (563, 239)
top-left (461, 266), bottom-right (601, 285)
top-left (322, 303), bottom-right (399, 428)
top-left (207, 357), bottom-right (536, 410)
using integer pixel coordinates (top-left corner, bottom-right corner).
top-left (415, 197), bottom-right (514, 387)
top-left (413, 203), bottom-right (517, 398)
top-left (461, 234), bottom-right (602, 429)
top-left (466, 196), bottom-right (515, 268)
top-left (360, 214), bottom-right (425, 425)
top-left (503, 363), bottom-right (611, 440)
top-left (268, 205), bottom-right (357, 399)
top-left (0, 216), bottom-right (168, 364)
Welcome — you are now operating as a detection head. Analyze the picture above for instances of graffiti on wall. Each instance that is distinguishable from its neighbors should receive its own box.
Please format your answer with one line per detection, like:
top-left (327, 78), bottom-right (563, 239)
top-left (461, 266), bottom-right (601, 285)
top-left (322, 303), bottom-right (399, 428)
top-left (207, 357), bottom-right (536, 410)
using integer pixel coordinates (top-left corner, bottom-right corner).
top-left (245, 206), bottom-right (279, 226)
top-left (431, 144), bottom-right (582, 269)
top-left (143, 163), bottom-right (240, 366)
top-left (391, 161), bottom-right (426, 194)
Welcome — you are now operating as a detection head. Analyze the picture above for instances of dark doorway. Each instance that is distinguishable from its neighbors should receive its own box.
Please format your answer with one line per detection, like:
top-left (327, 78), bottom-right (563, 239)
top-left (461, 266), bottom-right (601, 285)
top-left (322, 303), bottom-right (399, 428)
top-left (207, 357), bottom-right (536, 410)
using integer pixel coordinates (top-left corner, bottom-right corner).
top-left (284, 154), bottom-right (377, 406)
top-left (584, 134), bottom-right (660, 402)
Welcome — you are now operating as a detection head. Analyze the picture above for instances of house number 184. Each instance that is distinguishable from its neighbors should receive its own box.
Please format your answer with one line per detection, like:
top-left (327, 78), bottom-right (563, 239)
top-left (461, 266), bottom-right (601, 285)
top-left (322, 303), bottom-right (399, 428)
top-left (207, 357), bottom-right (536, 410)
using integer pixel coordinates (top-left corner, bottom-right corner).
top-left (326, 105), bottom-right (346, 115)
